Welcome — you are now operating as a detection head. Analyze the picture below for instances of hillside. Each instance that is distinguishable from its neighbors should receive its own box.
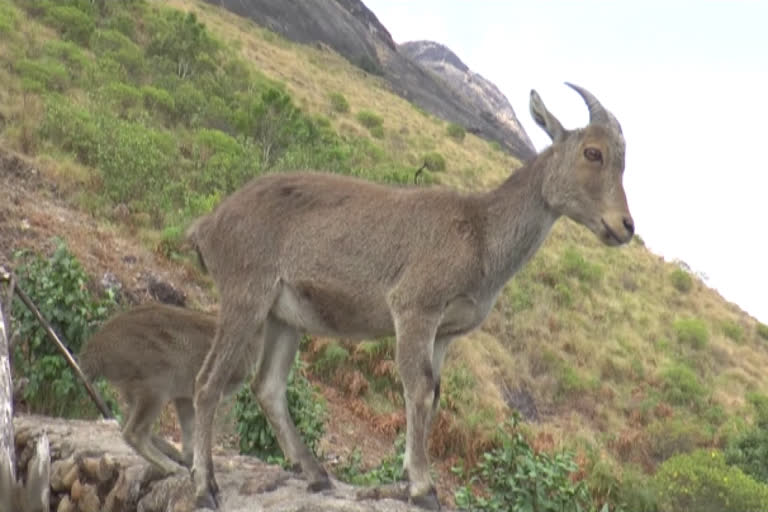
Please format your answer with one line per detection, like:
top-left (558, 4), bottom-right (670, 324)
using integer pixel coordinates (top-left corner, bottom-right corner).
top-left (399, 40), bottom-right (534, 153)
top-left (199, 0), bottom-right (536, 160)
top-left (1, 0), bottom-right (768, 510)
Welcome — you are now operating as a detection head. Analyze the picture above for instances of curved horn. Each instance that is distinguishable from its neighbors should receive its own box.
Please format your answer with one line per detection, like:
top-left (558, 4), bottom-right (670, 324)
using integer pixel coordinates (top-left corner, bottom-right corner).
top-left (565, 82), bottom-right (611, 125)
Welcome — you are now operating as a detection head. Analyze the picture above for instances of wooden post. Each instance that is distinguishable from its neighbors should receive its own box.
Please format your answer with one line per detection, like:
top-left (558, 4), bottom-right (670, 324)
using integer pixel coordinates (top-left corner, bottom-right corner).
top-left (0, 266), bottom-right (15, 483)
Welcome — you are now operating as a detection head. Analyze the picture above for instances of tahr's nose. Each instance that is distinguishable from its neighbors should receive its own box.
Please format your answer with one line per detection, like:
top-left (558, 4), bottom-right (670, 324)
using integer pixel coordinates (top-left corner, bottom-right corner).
top-left (623, 216), bottom-right (635, 237)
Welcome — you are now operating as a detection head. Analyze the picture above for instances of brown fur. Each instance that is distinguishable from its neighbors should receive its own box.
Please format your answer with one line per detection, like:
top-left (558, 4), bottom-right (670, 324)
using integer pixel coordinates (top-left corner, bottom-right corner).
top-left (186, 84), bottom-right (634, 509)
top-left (79, 304), bottom-right (243, 475)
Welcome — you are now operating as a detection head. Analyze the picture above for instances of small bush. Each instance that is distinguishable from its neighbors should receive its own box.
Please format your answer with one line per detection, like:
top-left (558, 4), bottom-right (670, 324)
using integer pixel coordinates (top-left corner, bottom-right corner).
top-left (355, 110), bottom-right (383, 131)
top-left (560, 248), bottom-right (603, 284)
top-left (454, 414), bottom-right (592, 512)
top-left (312, 342), bottom-right (350, 377)
top-left (725, 393), bottom-right (768, 482)
top-left (234, 358), bottom-right (326, 462)
top-left (15, 58), bottom-right (69, 92)
top-left (99, 82), bottom-right (142, 117)
top-left (669, 268), bottom-right (693, 292)
top-left (647, 416), bottom-right (709, 461)
top-left (423, 152), bottom-right (446, 172)
top-left (42, 40), bottom-right (91, 83)
top-left (674, 317), bottom-right (709, 349)
top-left (328, 92), bottom-right (350, 113)
top-left (654, 450), bottom-right (768, 512)
top-left (0, 2), bottom-right (18, 34)
top-left (757, 323), bottom-right (768, 341)
top-left (446, 122), bottom-right (466, 142)
top-left (660, 362), bottom-right (706, 408)
top-left (44, 5), bottom-right (95, 46)
top-left (721, 319), bottom-right (744, 343)
top-left (141, 86), bottom-right (176, 117)
top-left (335, 435), bottom-right (405, 485)
top-left (12, 240), bottom-right (117, 417)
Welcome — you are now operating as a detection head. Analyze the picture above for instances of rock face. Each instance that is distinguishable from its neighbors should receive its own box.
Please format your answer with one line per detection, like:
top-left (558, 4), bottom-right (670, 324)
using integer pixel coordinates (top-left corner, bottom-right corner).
top-left (399, 41), bottom-right (535, 153)
top-left (201, 0), bottom-right (536, 161)
top-left (12, 414), bottom-right (453, 512)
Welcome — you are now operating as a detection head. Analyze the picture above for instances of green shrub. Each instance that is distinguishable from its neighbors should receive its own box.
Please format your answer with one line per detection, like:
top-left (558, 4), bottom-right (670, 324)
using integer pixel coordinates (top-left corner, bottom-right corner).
top-left (757, 323), bottom-right (768, 341)
top-left (660, 362), bottom-right (707, 408)
top-left (0, 2), bottom-right (18, 34)
top-left (41, 95), bottom-right (101, 166)
top-left (99, 82), bottom-right (142, 117)
top-left (721, 319), bottom-right (744, 343)
top-left (356, 110), bottom-right (383, 131)
top-left (554, 282), bottom-right (574, 307)
top-left (423, 152), bottom-right (446, 172)
top-left (140, 85), bottom-right (176, 118)
top-left (146, 10), bottom-right (218, 79)
top-left (329, 92), bottom-right (350, 113)
top-left (312, 342), bottom-right (350, 377)
top-left (15, 58), bottom-right (69, 92)
top-left (454, 415), bottom-right (592, 512)
top-left (234, 358), bottom-right (326, 462)
top-left (41, 40), bottom-right (92, 84)
top-left (725, 393), bottom-right (768, 482)
top-left (446, 122), bottom-right (466, 142)
top-left (560, 248), bottom-right (603, 284)
top-left (654, 450), bottom-right (768, 512)
top-left (674, 317), bottom-right (709, 349)
top-left (647, 416), bottom-right (709, 461)
top-left (335, 435), bottom-right (405, 485)
top-left (96, 116), bottom-right (177, 213)
top-left (11, 240), bottom-right (117, 417)
top-left (669, 268), bottom-right (693, 293)
top-left (89, 29), bottom-right (144, 77)
top-left (44, 5), bottom-right (95, 45)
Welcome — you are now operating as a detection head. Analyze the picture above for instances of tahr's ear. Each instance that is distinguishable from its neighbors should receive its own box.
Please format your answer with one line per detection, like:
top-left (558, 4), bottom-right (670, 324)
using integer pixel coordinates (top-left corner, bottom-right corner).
top-left (530, 90), bottom-right (566, 142)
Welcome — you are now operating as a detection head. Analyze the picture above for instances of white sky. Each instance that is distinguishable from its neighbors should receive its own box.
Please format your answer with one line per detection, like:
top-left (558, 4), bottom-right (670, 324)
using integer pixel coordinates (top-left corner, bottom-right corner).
top-left (365, 0), bottom-right (768, 323)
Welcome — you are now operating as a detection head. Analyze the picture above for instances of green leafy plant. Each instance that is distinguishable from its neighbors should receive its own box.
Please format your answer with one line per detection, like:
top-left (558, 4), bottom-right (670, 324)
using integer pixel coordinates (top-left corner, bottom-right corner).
top-left (654, 449), bottom-right (768, 512)
top-left (726, 393), bottom-right (768, 482)
top-left (423, 152), bottom-right (446, 172)
top-left (660, 362), bottom-right (707, 409)
top-left (758, 323), bottom-right (768, 341)
top-left (454, 414), bottom-right (592, 512)
top-left (329, 92), bottom-right (350, 113)
top-left (446, 122), bottom-right (466, 142)
top-left (11, 240), bottom-right (117, 417)
top-left (335, 435), bottom-right (405, 485)
top-left (674, 317), bottom-right (709, 349)
top-left (561, 248), bottom-right (603, 285)
top-left (721, 319), bottom-right (744, 343)
top-left (669, 268), bottom-right (693, 293)
top-left (356, 109), bottom-right (383, 131)
top-left (234, 357), bottom-right (326, 462)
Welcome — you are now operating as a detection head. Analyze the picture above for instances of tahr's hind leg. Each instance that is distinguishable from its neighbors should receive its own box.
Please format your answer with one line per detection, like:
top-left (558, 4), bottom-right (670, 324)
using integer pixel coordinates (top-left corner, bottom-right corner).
top-left (192, 282), bottom-right (279, 509)
top-left (251, 316), bottom-right (331, 492)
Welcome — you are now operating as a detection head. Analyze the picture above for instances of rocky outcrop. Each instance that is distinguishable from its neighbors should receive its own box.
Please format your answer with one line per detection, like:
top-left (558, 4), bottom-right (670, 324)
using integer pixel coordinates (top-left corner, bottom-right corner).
top-left (12, 414), bottom-right (452, 512)
top-left (201, 0), bottom-right (536, 160)
top-left (399, 41), bottom-right (535, 153)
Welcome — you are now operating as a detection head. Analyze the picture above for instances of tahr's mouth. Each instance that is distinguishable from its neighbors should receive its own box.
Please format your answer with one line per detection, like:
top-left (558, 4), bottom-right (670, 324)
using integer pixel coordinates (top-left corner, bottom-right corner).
top-left (601, 218), bottom-right (625, 245)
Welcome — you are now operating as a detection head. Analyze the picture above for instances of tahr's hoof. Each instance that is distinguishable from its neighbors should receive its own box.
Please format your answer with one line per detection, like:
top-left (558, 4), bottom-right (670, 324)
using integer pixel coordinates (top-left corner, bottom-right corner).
top-left (208, 476), bottom-right (220, 496)
top-left (307, 476), bottom-right (333, 492)
top-left (410, 488), bottom-right (441, 511)
top-left (194, 492), bottom-right (218, 510)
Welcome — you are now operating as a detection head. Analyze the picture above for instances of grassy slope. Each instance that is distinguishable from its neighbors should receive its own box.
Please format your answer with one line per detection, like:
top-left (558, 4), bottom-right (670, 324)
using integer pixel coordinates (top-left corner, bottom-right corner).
top-left (2, 0), bottom-right (768, 501)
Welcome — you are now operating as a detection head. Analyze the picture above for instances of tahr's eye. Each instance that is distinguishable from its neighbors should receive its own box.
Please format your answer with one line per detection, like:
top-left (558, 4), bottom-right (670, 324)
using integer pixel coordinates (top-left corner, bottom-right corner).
top-left (584, 147), bottom-right (603, 162)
